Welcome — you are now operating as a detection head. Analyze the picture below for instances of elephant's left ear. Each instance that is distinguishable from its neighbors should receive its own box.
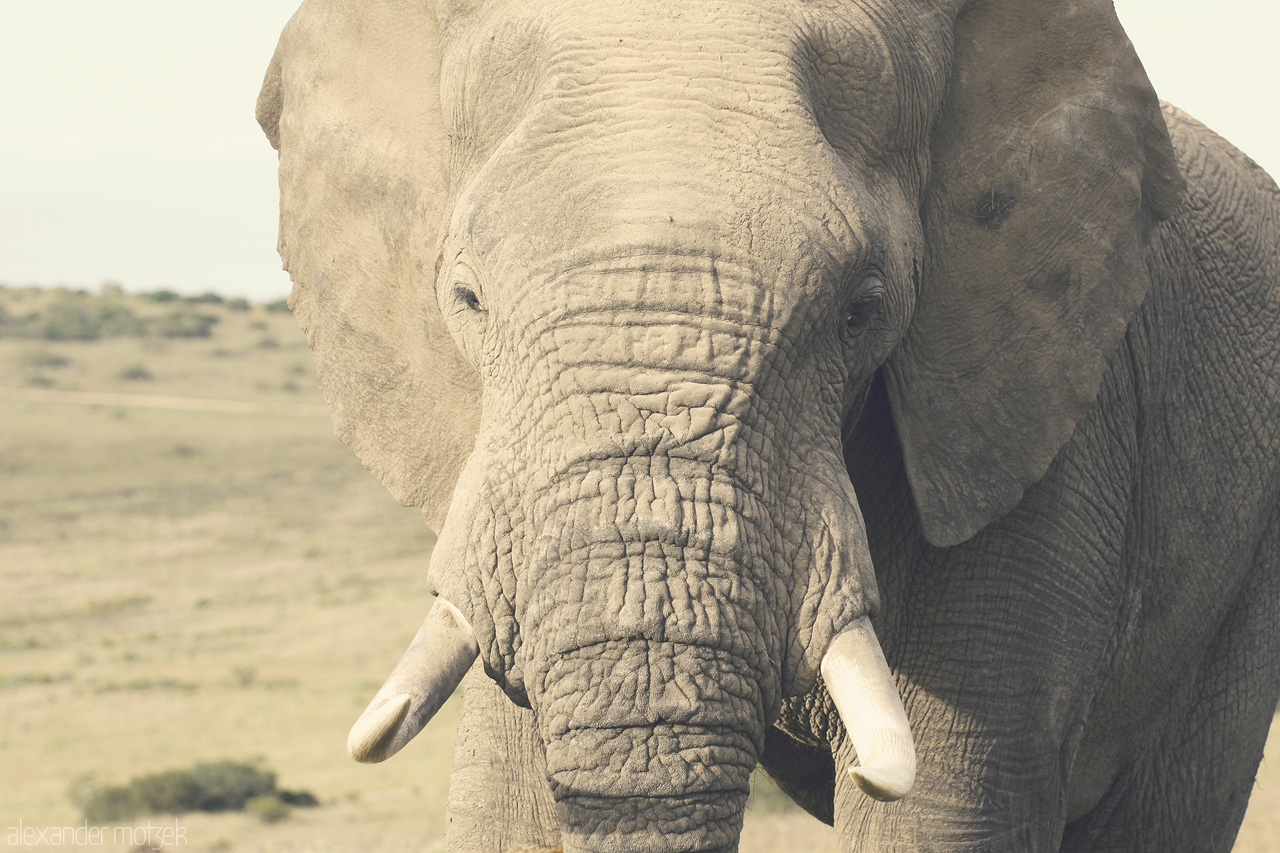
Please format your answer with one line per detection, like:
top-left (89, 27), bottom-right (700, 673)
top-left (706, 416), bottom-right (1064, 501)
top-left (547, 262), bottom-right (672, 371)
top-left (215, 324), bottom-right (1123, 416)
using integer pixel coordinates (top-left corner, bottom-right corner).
top-left (883, 0), bottom-right (1185, 547)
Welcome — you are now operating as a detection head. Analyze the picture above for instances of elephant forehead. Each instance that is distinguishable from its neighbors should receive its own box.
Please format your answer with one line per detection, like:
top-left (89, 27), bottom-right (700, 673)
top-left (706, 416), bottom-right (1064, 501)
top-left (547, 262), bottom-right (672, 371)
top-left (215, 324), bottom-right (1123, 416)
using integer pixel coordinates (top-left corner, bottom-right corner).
top-left (443, 0), bottom-right (942, 114)
top-left (489, 256), bottom-right (846, 372)
top-left (441, 0), bottom-right (940, 270)
top-left (536, 321), bottom-right (782, 389)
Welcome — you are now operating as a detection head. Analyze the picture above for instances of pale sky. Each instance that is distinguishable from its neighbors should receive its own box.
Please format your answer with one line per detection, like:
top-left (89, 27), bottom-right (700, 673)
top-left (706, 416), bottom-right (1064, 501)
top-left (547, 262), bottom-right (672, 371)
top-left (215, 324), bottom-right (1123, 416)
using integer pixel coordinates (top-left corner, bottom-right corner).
top-left (0, 1), bottom-right (1276, 302)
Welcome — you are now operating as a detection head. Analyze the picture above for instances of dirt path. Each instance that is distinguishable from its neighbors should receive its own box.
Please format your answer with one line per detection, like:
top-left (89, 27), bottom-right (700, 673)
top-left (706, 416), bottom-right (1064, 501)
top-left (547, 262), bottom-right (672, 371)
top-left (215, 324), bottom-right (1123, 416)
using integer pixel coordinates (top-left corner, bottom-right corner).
top-left (0, 385), bottom-right (330, 417)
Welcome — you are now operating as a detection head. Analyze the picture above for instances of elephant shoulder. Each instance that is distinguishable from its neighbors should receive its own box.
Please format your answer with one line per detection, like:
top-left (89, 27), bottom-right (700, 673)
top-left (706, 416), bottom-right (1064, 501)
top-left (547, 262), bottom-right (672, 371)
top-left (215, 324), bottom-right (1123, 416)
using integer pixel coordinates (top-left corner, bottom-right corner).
top-left (1152, 104), bottom-right (1280, 320)
top-left (1140, 104), bottom-right (1280, 447)
top-left (1158, 103), bottom-right (1280, 253)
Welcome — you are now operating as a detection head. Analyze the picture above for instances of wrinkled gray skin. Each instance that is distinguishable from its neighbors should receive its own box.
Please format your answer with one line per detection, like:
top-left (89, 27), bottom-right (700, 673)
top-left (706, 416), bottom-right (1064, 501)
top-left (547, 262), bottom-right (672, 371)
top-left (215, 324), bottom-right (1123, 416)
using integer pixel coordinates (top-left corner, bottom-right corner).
top-left (257, 0), bottom-right (1280, 849)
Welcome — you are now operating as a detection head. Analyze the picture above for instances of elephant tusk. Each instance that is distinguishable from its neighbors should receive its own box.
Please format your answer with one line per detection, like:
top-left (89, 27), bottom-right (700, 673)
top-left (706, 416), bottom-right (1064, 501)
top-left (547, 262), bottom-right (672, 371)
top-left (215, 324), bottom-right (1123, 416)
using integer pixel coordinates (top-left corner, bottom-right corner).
top-left (820, 616), bottom-right (916, 802)
top-left (347, 597), bottom-right (479, 763)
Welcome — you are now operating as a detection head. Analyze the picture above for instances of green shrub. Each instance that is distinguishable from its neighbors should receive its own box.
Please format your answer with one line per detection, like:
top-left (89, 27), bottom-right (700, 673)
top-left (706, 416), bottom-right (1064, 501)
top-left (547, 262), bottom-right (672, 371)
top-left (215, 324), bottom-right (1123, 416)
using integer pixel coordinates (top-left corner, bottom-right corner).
top-left (70, 779), bottom-right (142, 825)
top-left (277, 789), bottom-right (319, 807)
top-left (6, 294), bottom-right (144, 340)
top-left (54, 299), bottom-right (140, 340)
top-left (186, 292), bottom-right (224, 305)
top-left (38, 300), bottom-right (102, 340)
top-left (20, 349), bottom-right (71, 368)
top-left (226, 297), bottom-right (251, 312)
top-left (244, 794), bottom-right (291, 824)
top-left (70, 761), bottom-right (302, 824)
top-left (184, 761), bottom-right (276, 811)
top-left (157, 310), bottom-right (218, 338)
top-left (143, 289), bottom-right (182, 303)
top-left (264, 298), bottom-right (291, 313)
top-left (118, 362), bottom-right (154, 381)
top-left (130, 770), bottom-right (203, 814)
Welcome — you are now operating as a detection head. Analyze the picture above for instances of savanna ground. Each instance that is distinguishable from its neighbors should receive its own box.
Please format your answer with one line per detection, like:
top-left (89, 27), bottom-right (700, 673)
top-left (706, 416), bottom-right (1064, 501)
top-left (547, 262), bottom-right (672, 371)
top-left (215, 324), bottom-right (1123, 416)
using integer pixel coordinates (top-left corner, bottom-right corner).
top-left (0, 285), bottom-right (1275, 852)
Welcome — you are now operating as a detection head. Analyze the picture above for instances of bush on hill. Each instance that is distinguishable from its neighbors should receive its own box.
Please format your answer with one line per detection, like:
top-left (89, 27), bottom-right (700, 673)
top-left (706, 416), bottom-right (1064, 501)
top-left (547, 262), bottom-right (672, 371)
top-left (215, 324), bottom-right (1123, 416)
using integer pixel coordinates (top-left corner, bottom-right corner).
top-left (157, 309), bottom-right (219, 338)
top-left (71, 760), bottom-right (317, 825)
top-left (0, 288), bottom-right (289, 341)
top-left (9, 293), bottom-right (146, 341)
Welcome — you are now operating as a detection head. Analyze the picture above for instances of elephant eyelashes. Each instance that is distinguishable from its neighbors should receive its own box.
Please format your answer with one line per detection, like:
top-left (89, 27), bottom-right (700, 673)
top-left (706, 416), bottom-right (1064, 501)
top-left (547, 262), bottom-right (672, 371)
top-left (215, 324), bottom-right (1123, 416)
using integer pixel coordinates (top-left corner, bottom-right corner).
top-left (843, 275), bottom-right (885, 335)
top-left (844, 298), bottom-right (879, 331)
top-left (447, 253), bottom-right (488, 316)
top-left (439, 253), bottom-right (491, 367)
top-left (455, 285), bottom-right (483, 312)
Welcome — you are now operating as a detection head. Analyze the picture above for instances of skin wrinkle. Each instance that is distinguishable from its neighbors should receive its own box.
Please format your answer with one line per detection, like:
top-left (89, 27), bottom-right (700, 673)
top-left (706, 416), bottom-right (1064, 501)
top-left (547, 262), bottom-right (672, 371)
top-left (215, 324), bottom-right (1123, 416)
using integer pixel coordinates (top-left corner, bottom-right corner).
top-left (522, 494), bottom-right (773, 666)
top-left (509, 309), bottom-right (804, 470)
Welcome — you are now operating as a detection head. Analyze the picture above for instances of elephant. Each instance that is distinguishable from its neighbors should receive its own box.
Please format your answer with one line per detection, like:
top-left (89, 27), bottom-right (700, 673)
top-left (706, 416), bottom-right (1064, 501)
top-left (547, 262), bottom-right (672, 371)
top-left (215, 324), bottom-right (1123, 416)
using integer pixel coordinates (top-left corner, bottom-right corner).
top-left (255, 0), bottom-right (1280, 849)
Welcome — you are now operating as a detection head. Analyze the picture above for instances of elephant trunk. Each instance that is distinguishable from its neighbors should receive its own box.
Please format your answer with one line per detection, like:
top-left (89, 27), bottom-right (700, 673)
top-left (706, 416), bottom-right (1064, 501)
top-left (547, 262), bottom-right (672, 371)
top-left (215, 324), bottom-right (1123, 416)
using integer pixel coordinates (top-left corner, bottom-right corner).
top-left (534, 638), bottom-right (760, 852)
top-left (512, 482), bottom-right (767, 849)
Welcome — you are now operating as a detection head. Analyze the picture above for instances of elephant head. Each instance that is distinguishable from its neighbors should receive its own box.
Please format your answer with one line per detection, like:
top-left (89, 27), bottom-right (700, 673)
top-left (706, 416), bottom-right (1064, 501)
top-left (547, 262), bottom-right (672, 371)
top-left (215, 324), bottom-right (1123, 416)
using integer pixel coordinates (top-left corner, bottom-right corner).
top-left (257, 0), bottom-right (1182, 848)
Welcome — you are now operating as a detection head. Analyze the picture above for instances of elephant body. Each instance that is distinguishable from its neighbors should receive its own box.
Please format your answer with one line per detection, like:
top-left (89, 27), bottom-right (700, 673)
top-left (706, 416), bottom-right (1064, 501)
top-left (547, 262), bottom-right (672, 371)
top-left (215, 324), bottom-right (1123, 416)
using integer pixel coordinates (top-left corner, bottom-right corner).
top-left (800, 109), bottom-right (1280, 850)
top-left (257, 0), bottom-right (1280, 849)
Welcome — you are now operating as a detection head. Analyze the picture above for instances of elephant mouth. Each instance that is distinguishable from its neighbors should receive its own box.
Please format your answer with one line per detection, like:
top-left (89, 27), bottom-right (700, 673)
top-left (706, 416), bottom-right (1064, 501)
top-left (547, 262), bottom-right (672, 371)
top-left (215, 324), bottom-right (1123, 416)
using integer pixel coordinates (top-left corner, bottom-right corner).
top-left (350, 601), bottom-right (916, 808)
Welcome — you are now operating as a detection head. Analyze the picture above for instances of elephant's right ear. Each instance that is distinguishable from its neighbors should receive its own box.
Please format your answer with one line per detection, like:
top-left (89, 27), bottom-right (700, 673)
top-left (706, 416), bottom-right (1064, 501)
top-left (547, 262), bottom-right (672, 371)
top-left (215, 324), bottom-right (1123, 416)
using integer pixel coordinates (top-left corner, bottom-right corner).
top-left (259, 0), bottom-right (480, 531)
top-left (883, 0), bottom-right (1184, 547)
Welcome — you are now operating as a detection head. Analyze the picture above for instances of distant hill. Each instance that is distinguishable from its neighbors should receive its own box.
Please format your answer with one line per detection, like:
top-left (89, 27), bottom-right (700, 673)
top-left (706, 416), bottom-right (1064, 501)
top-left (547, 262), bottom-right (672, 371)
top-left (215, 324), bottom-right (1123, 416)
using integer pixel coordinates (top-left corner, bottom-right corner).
top-left (0, 284), bottom-right (317, 403)
top-left (0, 284), bottom-right (290, 343)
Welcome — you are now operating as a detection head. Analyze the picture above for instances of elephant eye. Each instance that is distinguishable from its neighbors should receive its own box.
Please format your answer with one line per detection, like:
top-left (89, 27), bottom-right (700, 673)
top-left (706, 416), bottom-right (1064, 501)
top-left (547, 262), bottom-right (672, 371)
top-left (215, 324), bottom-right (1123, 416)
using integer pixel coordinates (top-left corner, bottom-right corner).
top-left (448, 252), bottom-right (487, 315)
top-left (843, 275), bottom-right (884, 334)
top-left (439, 249), bottom-right (492, 368)
top-left (454, 285), bottom-right (483, 312)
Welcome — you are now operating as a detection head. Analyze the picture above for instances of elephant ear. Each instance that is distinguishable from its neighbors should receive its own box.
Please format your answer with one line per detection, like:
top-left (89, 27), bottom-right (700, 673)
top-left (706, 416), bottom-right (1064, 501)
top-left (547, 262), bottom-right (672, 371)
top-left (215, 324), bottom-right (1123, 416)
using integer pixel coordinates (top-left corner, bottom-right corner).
top-left (883, 0), bottom-right (1184, 547)
top-left (258, 0), bottom-right (480, 531)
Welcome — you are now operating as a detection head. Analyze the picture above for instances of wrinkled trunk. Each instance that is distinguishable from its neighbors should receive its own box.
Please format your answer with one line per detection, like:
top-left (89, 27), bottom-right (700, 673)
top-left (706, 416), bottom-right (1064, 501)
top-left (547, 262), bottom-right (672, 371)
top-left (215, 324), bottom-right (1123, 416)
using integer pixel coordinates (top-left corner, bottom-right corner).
top-left (518, 475), bottom-right (775, 851)
top-left (538, 640), bottom-right (759, 851)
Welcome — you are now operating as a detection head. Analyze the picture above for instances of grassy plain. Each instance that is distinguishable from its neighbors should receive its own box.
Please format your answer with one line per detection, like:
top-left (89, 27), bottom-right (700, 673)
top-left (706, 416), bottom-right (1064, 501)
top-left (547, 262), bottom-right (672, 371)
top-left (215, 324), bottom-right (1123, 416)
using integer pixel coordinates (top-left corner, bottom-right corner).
top-left (0, 287), bottom-right (1273, 851)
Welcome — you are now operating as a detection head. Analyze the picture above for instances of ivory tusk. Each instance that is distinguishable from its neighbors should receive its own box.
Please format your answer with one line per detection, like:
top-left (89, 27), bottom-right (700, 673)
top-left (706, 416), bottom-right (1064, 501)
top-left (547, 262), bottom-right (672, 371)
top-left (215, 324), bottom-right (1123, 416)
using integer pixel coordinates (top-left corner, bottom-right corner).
top-left (820, 616), bottom-right (916, 802)
top-left (347, 597), bottom-right (479, 763)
